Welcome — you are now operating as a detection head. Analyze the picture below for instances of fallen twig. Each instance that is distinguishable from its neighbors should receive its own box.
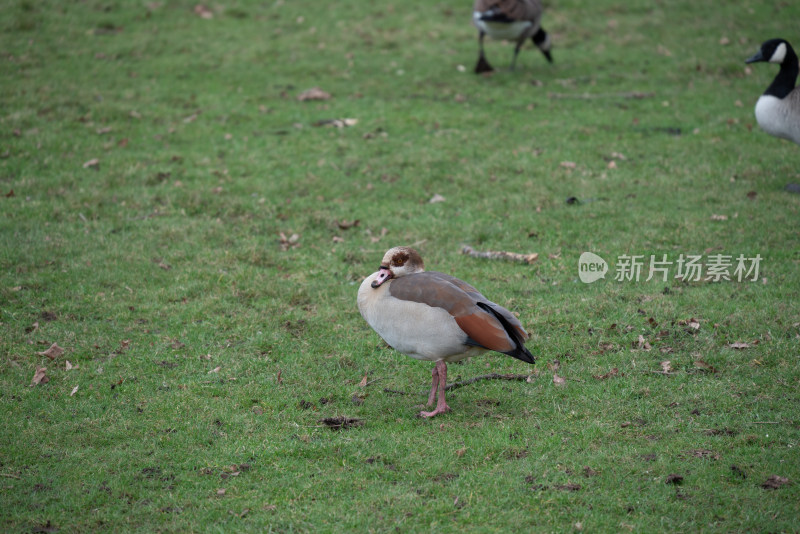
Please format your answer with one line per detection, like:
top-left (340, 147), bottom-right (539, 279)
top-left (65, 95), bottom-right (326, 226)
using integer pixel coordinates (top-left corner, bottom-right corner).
top-left (749, 421), bottom-right (779, 425)
top-left (318, 416), bottom-right (364, 430)
top-left (444, 373), bottom-right (531, 392)
top-left (548, 91), bottom-right (655, 100)
top-left (461, 245), bottom-right (538, 264)
top-left (0, 473), bottom-right (21, 479)
top-left (384, 373), bottom-right (532, 397)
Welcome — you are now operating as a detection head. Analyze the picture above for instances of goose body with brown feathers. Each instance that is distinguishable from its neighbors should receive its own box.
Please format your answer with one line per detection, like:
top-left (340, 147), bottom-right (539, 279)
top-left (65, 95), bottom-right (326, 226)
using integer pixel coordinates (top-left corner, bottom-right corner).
top-left (357, 247), bottom-right (535, 418)
top-left (472, 0), bottom-right (552, 73)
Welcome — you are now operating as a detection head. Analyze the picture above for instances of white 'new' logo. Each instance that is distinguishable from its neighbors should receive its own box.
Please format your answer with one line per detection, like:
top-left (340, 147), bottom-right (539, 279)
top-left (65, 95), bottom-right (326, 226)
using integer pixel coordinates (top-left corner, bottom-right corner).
top-left (579, 252), bottom-right (608, 283)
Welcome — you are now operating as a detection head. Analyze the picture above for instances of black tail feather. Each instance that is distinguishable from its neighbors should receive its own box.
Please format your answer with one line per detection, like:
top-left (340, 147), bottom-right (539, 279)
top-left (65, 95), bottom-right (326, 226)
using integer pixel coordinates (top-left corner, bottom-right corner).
top-left (476, 302), bottom-right (535, 364)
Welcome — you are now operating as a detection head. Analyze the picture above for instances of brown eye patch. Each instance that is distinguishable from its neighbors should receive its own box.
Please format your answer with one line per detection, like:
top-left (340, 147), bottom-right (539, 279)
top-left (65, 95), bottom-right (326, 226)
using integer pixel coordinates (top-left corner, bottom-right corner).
top-left (391, 250), bottom-right (409, 266)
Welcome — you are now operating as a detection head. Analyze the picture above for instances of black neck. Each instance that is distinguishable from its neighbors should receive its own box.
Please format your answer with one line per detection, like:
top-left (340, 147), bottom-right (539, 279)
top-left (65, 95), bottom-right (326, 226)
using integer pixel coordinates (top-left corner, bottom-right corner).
top-left (765, 45), bottom-right (799, 99)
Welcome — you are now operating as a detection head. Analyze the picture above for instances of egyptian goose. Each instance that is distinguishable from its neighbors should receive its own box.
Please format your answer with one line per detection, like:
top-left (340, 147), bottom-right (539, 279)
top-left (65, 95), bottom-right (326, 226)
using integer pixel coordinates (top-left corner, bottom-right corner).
top-left (745, 38), bottom-right (800, 145)
top-left (472, 0), bottom-right (552, 74)
top-left (357, 246), bottom-right (535, 418)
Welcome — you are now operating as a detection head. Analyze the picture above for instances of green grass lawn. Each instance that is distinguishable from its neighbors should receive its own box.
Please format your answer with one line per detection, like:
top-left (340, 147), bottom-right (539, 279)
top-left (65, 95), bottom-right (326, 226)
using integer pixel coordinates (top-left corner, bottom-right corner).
top-left (2, 0), bottom-right (799, 531)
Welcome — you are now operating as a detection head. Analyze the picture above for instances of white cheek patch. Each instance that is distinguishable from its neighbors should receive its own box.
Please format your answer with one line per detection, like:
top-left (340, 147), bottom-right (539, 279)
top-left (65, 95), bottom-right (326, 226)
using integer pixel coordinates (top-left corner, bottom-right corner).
top-left (770, 42), bottom-right (787, 64)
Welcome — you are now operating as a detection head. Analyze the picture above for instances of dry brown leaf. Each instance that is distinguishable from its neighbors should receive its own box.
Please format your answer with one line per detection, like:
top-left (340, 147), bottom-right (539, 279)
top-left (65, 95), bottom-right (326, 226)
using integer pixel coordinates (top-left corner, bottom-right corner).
top-left (710, 214), bottom-right (728, 221)
top-left (209, 366), bottom-right (221, 373)
top-left (677, 318), bottom-right (700, 333)
top-left (83, 158), bottom-right (100, 169)
top-left (455, 447), bottom-right (467, 457)
top-left (332, 236), bottom-right (344, 243)
top-left (694, 358), bottom-right (717, 373)
top-left (761, 475), bottom-right (790, 490)
top-left (429, 193), bottom-right (446, 203)
top-left (660, 361), bottom-right (673, 373)
top-left (193, 4), bottom-right (214, 19)
top-left (553, 373), bottom-right (566, 386)
top-left (31, 366), bottom-right (48, 386)
top-left (217, 488), bottom-right (226, 496)
top-left (547, 359), bottom-right (560, 371)
top-left (637, 335), bottom-right (652, 351)
top-left (728, 342), bottom-right (750, 350)
top-left (592, 367), bottom-right (619, 380)
top-left (560, 161), bottom-right (577, 169)
top-left (297, 87), bottom-right (331, 101)
top-left (70, 385), bottom-right (79, 396)
top-left (37, 342), bottom-right (64, 360)
top-left (358, 374), bottom-right (368, 388)
top-left (279, 232), bottom-right (300, 251)
top-left (336, 219), bottom-right (360, 230)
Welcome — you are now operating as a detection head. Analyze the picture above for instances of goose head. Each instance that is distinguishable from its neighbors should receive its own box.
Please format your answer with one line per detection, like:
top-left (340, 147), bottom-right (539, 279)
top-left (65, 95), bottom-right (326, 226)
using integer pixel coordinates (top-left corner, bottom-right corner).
top-left (746, 38), bottom-right (792, 65)
top-left (370, 246), bottom-right (425, 288)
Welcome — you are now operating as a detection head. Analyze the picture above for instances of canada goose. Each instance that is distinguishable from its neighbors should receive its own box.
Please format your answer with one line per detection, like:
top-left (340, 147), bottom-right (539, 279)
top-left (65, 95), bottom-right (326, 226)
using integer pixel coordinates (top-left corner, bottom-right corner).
top-left (472, 0), bottom-right (552, 74)
top-left (745, 38), bottom-right (800, 145)
top-left (357, 246), bottom-right (535, 418)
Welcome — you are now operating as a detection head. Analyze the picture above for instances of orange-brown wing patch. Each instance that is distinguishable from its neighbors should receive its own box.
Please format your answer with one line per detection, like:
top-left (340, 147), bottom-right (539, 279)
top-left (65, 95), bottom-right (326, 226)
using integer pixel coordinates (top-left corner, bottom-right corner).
top-left (455, 313), bottom-right (516, 353)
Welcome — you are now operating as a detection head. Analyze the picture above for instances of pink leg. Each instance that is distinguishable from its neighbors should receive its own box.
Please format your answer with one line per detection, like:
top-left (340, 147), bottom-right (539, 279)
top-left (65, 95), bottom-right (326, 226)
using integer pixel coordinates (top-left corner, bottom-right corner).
top-left (426, 365), bottom-right (439, 406)
top-left (420, 361), bottom-right (451, 418)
